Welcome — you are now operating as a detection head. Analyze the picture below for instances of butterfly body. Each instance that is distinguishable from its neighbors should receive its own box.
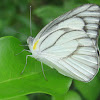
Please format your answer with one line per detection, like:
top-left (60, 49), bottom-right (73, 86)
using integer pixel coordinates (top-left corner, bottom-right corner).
top-left (27, 4), bottom-right (100, 82)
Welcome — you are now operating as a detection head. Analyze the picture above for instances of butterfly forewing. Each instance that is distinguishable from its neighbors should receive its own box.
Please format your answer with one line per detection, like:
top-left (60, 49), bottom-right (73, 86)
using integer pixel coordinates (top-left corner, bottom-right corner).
top-left (33, 4), bottom-right (100, 82)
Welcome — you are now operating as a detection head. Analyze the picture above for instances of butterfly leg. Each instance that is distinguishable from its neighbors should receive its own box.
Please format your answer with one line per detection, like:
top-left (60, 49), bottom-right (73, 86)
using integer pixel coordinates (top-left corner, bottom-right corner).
top-left (20, 44), bottom-right (28, 46)
top-left (41, 62), bottom-right (48, 81)
top-left (21, 55), bottom-right (32, 75)
top-left (16, 49), bottom-right (31, 55)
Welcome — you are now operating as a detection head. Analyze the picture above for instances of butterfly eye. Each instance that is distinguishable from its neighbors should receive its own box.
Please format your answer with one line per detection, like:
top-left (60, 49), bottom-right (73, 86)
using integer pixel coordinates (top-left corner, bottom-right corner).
top-left (27, 36), bottom-right (34, 45)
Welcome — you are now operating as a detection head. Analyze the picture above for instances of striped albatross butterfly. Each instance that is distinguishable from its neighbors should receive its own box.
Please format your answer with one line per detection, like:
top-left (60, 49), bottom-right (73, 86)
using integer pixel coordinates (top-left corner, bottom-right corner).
top-left (26, 4), bottom-right (100, 82)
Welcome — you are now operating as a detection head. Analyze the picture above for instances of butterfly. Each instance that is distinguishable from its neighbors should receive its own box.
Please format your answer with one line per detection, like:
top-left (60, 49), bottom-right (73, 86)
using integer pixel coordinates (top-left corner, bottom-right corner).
top-left (26, 4), bottom-right (100, 82)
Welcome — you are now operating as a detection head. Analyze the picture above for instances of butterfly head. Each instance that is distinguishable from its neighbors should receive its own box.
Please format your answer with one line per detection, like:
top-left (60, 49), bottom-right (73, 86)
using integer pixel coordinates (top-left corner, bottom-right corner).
top-left (27, 36), bottom-right (34, 46)
top-left (27, 36), bottom-right (39, 51)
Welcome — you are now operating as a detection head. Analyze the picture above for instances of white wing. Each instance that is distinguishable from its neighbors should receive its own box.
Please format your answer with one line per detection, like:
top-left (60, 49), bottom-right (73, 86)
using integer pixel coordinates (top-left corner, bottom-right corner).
top-left (34, 4), bottom-right (100, 82)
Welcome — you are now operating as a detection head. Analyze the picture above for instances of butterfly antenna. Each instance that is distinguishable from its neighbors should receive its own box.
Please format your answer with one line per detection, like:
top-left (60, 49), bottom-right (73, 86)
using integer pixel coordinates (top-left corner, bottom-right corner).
top-left (30, 6), bottom-right (32, 36)
top-left (41, 62), bottom-right (48, 81)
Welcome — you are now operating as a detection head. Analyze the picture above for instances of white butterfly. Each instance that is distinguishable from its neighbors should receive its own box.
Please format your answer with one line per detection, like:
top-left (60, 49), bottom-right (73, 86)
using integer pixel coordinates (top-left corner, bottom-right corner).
top-left (26, 4), bottom-right (100, 82)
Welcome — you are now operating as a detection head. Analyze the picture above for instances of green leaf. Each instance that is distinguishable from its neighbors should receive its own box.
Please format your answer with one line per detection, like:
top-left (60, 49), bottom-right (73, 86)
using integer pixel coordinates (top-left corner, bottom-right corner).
top-left (34, 1), bottom-right (86, 26)
top-left (87, 0), bottom-right (100, 5)
top-left (5, 96), bottom-right (28, 100)
top-left (0, 36), bottom-right (72, 99)
top-left (52, 90), bottom-right (82, 100)
top-left (34, 6), bottom-right (65, 24)
top-left (63, 0), bottom-right (82, 10)
top-left (64, 90), bottom-right (82, 100)
top-left (74, 76), bottom-right (100, 100)
top-left (52, 95), bottom-right (65, 100)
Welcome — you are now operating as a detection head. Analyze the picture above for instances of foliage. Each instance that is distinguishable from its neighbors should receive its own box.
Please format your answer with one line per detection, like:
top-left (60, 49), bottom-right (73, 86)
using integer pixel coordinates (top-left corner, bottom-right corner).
top-left (0, 0), bottom-right (100, 100)
top-left (0, 36), bottom-right (72, 100)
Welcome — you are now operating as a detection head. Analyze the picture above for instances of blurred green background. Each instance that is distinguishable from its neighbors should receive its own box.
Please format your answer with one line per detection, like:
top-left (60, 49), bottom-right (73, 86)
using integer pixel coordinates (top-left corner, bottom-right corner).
top-left (0, 0), bottom-right (100, 100)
